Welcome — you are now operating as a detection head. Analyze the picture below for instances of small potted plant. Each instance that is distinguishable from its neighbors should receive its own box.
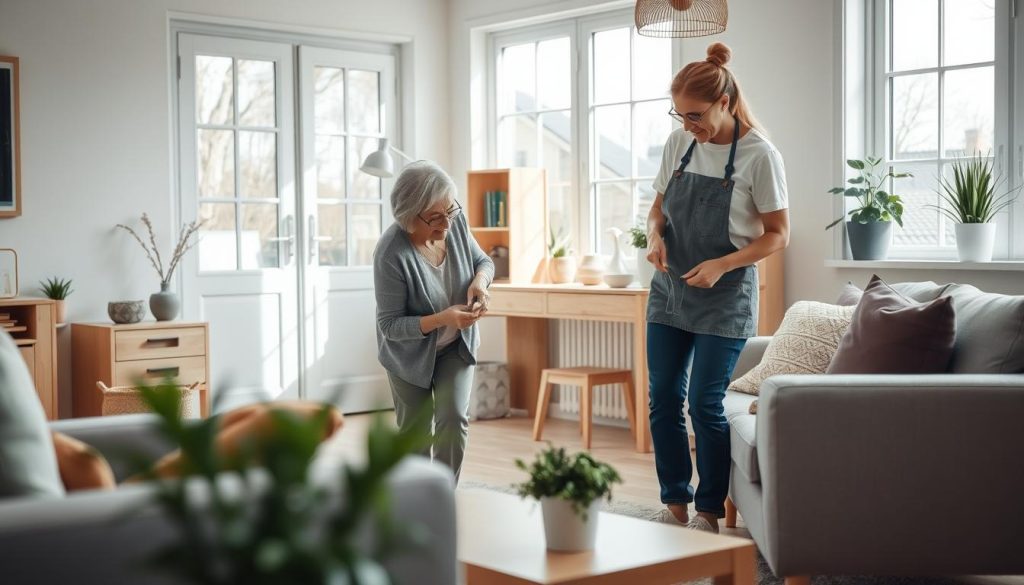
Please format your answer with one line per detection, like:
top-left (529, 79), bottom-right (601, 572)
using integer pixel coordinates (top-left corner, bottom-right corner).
top-left (548, 227), bottom-right (576, 284)
top-left (827, 157), bottom-right (911, 260)
top-left (628, 225), bottom-right (654, 286)
top-left (929, 153), bottom-right (1019, 262)
top-left (39, 277), bottom-right (73, 325)
top-left (513, 444), bottom-right (622, 551)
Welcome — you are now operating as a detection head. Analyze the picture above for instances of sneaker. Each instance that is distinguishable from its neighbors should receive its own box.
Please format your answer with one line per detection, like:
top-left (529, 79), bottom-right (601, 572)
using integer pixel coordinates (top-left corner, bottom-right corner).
top-left (654, 508), bottom-right (687, 525)
top-left (686, 515), bottom-right (719, 534)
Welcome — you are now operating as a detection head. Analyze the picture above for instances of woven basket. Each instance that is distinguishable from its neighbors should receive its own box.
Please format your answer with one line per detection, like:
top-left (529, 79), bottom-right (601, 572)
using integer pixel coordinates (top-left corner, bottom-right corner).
top-left (97, 381), bottom-right (202, 419)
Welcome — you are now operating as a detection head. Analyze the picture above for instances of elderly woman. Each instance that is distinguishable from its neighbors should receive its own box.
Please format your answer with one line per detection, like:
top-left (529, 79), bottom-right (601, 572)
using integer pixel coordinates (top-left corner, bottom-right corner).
top-left (373, 161), bottom-right (493, 482)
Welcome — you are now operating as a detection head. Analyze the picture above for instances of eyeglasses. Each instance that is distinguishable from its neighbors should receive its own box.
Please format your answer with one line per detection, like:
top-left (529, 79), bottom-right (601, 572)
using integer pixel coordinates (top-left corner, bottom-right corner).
top-left (668, 100), bottom-right (718, 125)
top-left (418, 200), bottom-right (462, 227)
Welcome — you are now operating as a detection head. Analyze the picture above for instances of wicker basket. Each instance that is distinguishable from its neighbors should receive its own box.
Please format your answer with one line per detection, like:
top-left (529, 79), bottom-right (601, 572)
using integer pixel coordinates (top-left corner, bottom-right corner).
top-left (97, 381), bottom-right (202, 419)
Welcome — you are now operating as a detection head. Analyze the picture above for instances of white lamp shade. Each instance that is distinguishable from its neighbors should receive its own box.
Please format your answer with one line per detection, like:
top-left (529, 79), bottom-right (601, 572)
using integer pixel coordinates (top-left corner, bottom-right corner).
top-left (360, 147), bottom-right (394, 178)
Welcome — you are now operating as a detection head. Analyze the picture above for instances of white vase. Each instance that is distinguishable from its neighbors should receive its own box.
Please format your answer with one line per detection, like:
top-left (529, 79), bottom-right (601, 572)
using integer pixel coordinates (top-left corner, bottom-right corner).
top-left (605, 228), bottom-right (628, 274)
top-left (577, 254), bottom-right (606, 285)
top-left (955, 223), bottom-right (997, 262)
top-left (540, 497), bottom-right (601, 551)
top-left (549, 256), bottom-right (577, 284)
top-left (635, 247), bottom-right (655, 287)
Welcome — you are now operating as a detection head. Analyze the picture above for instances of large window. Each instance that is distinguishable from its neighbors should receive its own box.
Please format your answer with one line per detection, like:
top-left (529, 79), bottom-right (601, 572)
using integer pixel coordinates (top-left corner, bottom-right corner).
top-left (491, 12), bottom-right (676, 255)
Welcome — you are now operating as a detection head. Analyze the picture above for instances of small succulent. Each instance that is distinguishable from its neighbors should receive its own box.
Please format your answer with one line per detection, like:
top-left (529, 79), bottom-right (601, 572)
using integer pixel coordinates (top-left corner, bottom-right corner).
top-left (548, 227), bottom-right (572, 258)
top-left (39, 277), bottom-right (73, 300)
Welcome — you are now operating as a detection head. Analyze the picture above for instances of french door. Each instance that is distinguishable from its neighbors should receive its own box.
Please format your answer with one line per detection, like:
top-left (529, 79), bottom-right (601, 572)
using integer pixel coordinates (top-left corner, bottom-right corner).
top-left (177, 33), bottom-right (395, 412)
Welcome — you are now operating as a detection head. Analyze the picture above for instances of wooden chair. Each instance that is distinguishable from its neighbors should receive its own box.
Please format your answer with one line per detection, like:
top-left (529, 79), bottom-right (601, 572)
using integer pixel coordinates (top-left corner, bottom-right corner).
top-left (532, 367), bottom-right (636, 449)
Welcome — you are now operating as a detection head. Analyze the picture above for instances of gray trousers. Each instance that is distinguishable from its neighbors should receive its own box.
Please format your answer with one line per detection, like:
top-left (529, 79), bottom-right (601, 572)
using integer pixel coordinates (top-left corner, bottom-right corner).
top-left (387, 344), bottom-right (473, 483)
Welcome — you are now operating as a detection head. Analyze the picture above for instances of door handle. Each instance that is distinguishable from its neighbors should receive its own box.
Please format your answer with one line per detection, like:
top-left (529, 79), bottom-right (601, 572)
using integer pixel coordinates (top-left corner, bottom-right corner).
top-left (269, 215), bottom-right (296, 265)
top-left (308, 215), bottom-right (332, 264)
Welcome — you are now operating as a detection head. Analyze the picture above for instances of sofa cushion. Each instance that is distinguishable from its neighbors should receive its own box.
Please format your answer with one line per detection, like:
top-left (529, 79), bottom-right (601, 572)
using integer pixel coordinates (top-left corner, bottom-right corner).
top-left (942, 284), bottom-right (1024, 373)
top-left (728, 301), bottom-right (856, 395)
top-left (729, 411), bottom-right (759, 483)
top-left (835, 279), bottom-right (947, 306)
top-left (0, 330), bottom-right (65, 498)
top-left (827, 275), bottom-right (956, 375)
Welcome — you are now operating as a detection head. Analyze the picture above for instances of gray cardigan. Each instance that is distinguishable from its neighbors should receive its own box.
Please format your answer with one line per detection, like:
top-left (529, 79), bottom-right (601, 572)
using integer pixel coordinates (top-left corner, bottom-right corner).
top-left (373, 214), bottom-right (494, 388)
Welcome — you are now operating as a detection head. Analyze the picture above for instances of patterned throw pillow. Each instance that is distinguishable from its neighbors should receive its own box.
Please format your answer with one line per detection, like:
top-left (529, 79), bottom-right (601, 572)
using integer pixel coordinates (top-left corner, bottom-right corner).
top-left (729, 301), bottom-right (857, 395)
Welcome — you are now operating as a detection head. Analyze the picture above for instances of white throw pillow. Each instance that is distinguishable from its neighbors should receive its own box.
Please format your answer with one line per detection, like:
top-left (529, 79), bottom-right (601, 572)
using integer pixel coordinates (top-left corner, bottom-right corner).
top-left (729, 301), bottom-right (856, 396)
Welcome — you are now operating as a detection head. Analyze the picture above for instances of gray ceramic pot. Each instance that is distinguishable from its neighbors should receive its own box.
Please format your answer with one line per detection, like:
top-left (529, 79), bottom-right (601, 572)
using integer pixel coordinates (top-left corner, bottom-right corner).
top-left (150, 281), bottom-right (180, 321)
top-left (847, 220), bottom-right (892, 261)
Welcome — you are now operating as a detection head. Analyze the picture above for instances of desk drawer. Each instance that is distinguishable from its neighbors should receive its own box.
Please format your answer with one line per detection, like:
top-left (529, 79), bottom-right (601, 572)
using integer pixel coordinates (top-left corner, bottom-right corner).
top-left (489, 291), bottom-right (546, 315)
top-left (115, 327), bottom-right (206, 361)
top-left (546, 293), bottom-right (636, 320)
top-left (114, 356), bottom-right (207, 387)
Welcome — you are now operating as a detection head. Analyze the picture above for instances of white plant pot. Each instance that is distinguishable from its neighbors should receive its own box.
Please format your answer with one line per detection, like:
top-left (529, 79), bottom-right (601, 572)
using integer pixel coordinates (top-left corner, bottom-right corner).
top-left (955, 223), bottom-right (997, 262)
top-left (635, 248), bottom-right (655, 287)
top-left (549, 256), bottom-right (577, 284)
top-left (540, 497), bottom-right (601, 551)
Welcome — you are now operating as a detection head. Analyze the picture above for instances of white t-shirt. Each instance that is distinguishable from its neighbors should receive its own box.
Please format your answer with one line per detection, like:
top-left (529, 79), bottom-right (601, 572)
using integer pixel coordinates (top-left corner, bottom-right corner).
top-left (421, 257), bottom-right (461, 349)
top-left (652, 127), bottom-right (789, 249)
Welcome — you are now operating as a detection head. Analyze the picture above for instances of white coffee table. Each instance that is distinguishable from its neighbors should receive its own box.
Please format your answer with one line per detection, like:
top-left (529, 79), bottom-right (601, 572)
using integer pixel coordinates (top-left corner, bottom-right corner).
top-left (457, 489), bottom-right (756, 584)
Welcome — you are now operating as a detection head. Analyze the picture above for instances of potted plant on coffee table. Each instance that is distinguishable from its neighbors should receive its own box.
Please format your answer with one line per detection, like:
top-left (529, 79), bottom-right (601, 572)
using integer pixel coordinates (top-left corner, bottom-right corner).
top-left (929, 152), bottom-right (1019, 262)
top-left (548, 227), bottom-right (576, 284)
top-left (39, 276), bottom-right (73, 325)
top-left (826, 157), bottom-right (911, 260)
top-left (513, 444), bottom-right (621, 551)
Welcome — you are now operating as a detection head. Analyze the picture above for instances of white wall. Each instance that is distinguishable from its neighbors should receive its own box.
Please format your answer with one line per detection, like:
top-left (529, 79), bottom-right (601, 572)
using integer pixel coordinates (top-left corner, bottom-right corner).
top-left (0, 0), bottom-right (450, 417)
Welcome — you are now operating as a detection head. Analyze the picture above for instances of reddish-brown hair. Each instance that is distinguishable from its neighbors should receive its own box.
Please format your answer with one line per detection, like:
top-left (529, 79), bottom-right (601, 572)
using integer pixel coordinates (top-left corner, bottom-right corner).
top-left (670, 42), bottom-right (763, 132)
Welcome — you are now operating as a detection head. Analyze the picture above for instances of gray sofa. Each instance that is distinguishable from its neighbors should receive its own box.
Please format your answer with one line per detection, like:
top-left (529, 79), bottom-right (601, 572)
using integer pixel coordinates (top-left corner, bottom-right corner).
top-left (0, 414), bottom-right (457, 585)
top-left (724, 336), bottom-right (1024, 584)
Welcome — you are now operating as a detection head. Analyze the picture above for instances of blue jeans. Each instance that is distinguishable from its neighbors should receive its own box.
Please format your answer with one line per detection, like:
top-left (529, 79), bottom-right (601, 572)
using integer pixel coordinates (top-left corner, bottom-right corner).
top-left (647, 322), bottom-right (746, 517)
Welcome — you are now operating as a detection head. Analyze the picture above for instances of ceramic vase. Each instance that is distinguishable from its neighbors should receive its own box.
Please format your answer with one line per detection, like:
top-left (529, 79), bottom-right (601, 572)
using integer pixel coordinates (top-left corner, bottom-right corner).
top-left (150, 281), bottom-right (180, 321)
top-left (636, 247), bottom-right (655, 287)
top-left (540, 498), bottom-right (601, 551)
top-left (549, 256), bottom-right (577, 284)
top-left (955, 223), bottom-right (996, 262)
top-left (577, 254), bottom-right (606, 285)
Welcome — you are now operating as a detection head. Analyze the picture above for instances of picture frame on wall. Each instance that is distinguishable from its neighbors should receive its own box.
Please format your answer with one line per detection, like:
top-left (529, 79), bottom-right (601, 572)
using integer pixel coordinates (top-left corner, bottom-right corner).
top-left (0, 248), bottom-right (18, 298)
top-left (1, 56), bottom-right (20, 219)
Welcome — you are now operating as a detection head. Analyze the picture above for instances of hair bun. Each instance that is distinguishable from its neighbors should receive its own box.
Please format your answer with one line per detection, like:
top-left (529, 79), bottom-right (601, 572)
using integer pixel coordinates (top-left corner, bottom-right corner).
top-left (705, 42), bottom-right (732, 67)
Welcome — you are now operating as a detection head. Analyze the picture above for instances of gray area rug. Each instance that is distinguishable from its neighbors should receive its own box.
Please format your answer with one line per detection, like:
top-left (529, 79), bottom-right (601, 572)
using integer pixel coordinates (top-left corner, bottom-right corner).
top-left (457, 480), bottom-right (975, 585)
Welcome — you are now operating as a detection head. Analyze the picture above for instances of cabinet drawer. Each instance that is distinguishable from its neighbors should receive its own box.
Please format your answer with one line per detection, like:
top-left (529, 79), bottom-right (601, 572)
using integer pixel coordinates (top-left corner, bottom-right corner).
top-left (489, 291), bottom-right (546, 315)
top-left (114, 356), bottom-right (207, 387)
top-left (115, 327), bottom-right (206, 361)
top-left (546, 293), bottom-right (635, 320)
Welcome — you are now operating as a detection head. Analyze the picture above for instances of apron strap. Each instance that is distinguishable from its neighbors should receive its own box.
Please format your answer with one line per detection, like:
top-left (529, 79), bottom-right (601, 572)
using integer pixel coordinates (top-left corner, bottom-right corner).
top-left (724, 116), bottom-right (740, 181)
top-left (677, 139), bottom-right (698, 174)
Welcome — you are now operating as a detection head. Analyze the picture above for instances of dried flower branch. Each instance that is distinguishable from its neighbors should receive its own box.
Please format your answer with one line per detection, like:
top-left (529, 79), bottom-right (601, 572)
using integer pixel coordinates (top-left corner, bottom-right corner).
top-left (117, 213), bottom-right (203, 286)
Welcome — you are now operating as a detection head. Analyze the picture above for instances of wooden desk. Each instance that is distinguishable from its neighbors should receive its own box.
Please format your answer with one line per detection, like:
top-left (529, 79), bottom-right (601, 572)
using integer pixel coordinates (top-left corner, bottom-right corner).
top-left (487, 283), bottom-right (652, 452)
top-left (1, 298), bottom-right (58, 419)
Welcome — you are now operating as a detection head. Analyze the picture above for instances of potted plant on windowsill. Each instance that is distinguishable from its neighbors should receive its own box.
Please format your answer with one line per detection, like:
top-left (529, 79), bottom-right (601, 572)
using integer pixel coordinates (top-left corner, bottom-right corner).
top-left (827, 157), bottom-right (911, 260)
top-left (39, 277), bottom-right (73, 325)
top-left (548, 227), bottom-right (576, 284)
top-left (929, 153), bottom-right (1019, 262)
top-left (628, 226), bottom-right (654, 287)
top-left (513, 444), bottom-right (621, 551)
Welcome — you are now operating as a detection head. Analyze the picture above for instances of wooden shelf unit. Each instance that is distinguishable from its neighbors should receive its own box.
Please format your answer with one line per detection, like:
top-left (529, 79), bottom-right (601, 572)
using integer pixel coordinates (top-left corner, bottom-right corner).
top-left (0, 298), bottom-right (58, 419)
top-left (466, 168), bottom-right (548, 283)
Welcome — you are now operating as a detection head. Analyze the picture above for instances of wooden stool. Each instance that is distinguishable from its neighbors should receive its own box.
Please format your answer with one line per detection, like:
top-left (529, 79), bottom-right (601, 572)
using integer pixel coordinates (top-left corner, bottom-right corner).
top-left (532, 367), bottom-right (636, 449)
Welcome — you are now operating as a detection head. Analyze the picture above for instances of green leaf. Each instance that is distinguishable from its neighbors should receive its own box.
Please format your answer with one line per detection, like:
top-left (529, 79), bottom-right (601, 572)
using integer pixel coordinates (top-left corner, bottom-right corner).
top-left (827, 187), bottom-right (846, 194)
top-left (825, 217), bottom-right (845, 230)
top-left (847, 176), bottom-right (865, 184)
top-left (844, 187), bottom-right (865, 197)
top-left (847, 159), bottom-right (865, 170)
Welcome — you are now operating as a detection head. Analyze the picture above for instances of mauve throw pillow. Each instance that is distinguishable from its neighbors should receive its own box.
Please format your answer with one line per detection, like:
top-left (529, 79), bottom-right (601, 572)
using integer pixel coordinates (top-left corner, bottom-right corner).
top-left (827, 275), bottom-right (956, 375)
top-left (835, 279), bottom-right (947, 306)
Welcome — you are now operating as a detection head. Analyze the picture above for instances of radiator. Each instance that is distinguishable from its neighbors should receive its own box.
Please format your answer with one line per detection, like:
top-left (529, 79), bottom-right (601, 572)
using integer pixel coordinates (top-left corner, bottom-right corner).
top-left (552, 320), bottom-right (632, 421)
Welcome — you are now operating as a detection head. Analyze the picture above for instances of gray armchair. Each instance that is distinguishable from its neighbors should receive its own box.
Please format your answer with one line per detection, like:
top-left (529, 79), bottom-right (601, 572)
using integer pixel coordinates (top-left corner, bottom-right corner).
top-left (0, 414), bottom-right (457, 585)
top-left (725, 337), bottom-right (1024, 584)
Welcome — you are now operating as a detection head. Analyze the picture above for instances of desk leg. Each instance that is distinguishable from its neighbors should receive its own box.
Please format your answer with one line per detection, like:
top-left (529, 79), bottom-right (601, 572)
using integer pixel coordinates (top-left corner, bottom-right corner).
top-left (506, 317), bottom-right (549, 416)
top-left (633, 300), bottom-right (652, 453)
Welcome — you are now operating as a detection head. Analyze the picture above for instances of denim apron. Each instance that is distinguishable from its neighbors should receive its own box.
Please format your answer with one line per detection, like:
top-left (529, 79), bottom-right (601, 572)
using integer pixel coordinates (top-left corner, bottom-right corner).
top-left (646, 118), bottom-right (758, 339)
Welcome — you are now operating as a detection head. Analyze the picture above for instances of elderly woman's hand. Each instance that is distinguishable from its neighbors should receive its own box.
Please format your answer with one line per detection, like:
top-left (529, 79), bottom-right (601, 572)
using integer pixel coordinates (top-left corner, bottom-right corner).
top-left (441, 305), bottom-right (481, 330)
top-left (466, 275), bottom-right (490, 317)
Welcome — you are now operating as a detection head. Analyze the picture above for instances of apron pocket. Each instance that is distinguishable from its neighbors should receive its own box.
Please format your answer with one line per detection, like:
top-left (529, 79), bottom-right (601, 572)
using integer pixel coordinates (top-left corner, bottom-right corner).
top-left (682, 280), bottom-right (753, 335)
top-left (694, 197), bottom-right (731, 239)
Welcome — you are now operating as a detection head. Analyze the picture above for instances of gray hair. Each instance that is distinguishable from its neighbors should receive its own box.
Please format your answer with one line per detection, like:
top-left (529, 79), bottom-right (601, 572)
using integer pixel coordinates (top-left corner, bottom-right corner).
top-left (390, 161), bottom-right (457, 231)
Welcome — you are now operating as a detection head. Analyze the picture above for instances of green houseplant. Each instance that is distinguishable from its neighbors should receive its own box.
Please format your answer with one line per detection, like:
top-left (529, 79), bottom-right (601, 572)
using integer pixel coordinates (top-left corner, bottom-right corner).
top-left (547, 227), bottom-right (576, 284)
top-left (826, 157), bottom-right (911, 260)
top-left (929, 153), bottom-right (1019, 262)
top-left (39, 276), bottom-right (73, 324)
top-left (513, 444), bottom-right (621, 551)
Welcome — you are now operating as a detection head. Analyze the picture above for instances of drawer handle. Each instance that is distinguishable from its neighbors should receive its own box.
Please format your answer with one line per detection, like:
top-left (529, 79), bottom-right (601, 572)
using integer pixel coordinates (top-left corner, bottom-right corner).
top-left (145, 337), bottom-right (180, 347)
top-left (146, 366), bottom-right (180, 377)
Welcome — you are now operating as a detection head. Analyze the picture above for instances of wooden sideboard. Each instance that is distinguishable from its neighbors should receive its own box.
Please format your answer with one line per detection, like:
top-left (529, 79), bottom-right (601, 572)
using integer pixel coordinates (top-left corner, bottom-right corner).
top-left (71, 321), bottom-right (210, 417)
top-left (0, 298), bottom-right (58, 419)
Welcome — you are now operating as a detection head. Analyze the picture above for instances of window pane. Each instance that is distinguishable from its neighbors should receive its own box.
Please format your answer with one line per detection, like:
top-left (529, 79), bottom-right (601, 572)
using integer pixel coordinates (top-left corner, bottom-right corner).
top-left (314, 66), bottom-right (345, 135)
top-left (537, 37), bottom-right (570, 110)
top-left (349, 136), bottom-right (382, 199)
top-left (351, 203), bottom-right (382, 266)
top-left (316, 135), bottom-right (345, 199)
top-left (501, 43), bottom-right (535, 114)
top-left (944, 0), bottom-right (994, 66)
top-left (199, 203), bottom-right (237, 271)
top-left (594, 104), bottom-right (630, 180)
top-left (943, 66), bottom-right (993, 157)
top-left (238, 60), bottom-right (275, 127)
top-left (196, 56), bottom-right (233, 125)
top-left (595, 182), bottom-right (633, 255)
top-left (891, 73), bottom-right (938, 159)
top-left (634, 100), bottom-right (672, 178)
top-left (892, 0), bottom-right (938, 71)
top-left (239, 131), bottom-right (277, 199)
top-left (240, 203), bottom-right (280, 269)
top-left (593, 28), bottom-right (630, 104)
top-left (540, 111), bottom-right (573, 239)
top-left (890, 161), bottom-right (941, 249)
top-left (637, 183), bottom-right (656, 229)
top-left (349, 70), bottom-right (380, 134)
top-left (498, 115), bottom-right (538, 167)
top-left (197, 129), bottom-right (234, 198)
top-left (318, 203), bottom-right (347, 266)
top-left (632, 31), bottom-right (671, 101)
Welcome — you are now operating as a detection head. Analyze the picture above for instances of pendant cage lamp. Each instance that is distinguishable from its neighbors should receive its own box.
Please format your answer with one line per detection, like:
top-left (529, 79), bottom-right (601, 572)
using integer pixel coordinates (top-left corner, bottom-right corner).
top-left (635, 0), bottom-right (728, 38)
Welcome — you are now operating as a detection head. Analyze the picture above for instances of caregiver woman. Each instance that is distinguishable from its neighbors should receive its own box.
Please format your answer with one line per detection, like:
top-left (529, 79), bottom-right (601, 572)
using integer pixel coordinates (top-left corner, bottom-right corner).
top-left (645, 42), bottom-right (789, 533)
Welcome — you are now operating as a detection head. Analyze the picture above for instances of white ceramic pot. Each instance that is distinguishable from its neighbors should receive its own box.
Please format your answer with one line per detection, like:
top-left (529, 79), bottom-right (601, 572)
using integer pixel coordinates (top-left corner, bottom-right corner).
top-left (540, 497), bottom-right (601, 551)
top-left (549, 256), bottom-right (577, 284)
top-left (54, 300), bottom-right (67, 325)
top-left (635, 248), bottom-right (655, 287)
top-left (577, 254), bottom-right (606, 285)
top-left (955, 223), bottom-right (996, 262)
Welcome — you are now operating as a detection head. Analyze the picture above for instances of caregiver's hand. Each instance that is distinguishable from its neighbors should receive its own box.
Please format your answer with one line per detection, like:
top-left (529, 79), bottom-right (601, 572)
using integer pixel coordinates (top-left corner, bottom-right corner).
top-left (646, 232), bottom-right (669, 273)
top-left (682, 258), bottom-right (729, 288)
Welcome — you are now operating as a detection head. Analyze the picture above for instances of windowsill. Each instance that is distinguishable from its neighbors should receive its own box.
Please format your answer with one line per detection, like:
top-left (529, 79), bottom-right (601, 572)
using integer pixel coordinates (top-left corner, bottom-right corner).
top-left (825, 259), bottom-right (1024, 272)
